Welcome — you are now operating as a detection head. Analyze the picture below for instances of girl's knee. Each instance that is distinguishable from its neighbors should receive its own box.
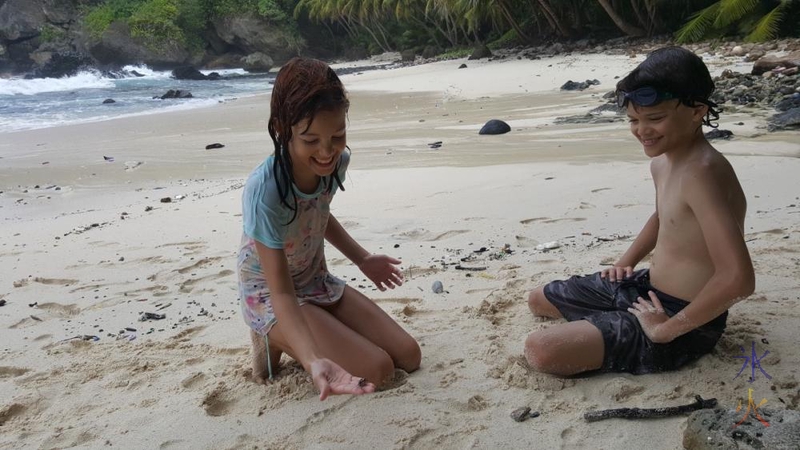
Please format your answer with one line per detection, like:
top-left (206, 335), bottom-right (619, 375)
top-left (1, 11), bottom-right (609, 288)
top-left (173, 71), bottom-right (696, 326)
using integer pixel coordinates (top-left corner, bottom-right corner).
top-left (367, 351), bottom-right (396, 387)
top-left (395, 337), bottom-right (421, 373)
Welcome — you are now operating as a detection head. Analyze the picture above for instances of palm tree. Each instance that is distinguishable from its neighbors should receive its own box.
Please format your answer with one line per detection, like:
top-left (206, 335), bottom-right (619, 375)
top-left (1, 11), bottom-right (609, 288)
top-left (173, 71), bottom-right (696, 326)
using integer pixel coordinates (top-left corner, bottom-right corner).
top-left (676, 0), bottom-right (792, 43)
top-left (595, 0), bottom-right (646, 36)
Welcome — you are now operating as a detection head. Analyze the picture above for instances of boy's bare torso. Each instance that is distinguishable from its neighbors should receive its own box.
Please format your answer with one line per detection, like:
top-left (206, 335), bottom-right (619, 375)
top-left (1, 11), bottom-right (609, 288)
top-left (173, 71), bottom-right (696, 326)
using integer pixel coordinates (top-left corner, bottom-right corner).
top-left (649, 145), bottom-right (747, 302)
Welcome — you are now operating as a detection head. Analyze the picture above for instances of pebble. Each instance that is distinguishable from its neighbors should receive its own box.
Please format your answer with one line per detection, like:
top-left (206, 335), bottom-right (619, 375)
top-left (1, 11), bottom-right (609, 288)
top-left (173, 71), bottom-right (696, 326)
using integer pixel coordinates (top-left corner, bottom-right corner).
top-left (432, 281), bottom-right (444, 294)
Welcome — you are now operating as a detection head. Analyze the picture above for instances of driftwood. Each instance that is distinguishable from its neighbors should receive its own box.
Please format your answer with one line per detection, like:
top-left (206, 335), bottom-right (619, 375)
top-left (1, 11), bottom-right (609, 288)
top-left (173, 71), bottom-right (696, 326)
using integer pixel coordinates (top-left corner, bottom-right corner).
top-left (583, 395), bottom-right (717, 422)
top-left (455, 265), bottom-right (487, 271)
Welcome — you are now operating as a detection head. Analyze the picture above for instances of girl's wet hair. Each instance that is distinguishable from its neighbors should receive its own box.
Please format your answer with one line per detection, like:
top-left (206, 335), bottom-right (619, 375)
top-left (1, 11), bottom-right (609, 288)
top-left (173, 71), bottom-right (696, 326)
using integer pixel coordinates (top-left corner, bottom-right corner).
top-left (616, 46), bottom-right (720, 127)
top-left (268, 57), bottom-right (349, 223)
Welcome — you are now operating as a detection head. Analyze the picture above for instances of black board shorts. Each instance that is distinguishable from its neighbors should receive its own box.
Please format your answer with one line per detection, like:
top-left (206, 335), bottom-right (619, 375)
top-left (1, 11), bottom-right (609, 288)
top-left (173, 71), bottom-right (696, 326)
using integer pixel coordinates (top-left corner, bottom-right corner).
top-left (543, 269), bottom-right (727, 374)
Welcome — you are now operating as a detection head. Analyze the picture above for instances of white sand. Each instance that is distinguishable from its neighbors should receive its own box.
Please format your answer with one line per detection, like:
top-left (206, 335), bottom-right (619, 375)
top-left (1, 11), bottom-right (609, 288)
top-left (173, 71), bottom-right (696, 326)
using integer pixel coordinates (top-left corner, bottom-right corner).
top-left (1, 53), bottom-right (799, 449)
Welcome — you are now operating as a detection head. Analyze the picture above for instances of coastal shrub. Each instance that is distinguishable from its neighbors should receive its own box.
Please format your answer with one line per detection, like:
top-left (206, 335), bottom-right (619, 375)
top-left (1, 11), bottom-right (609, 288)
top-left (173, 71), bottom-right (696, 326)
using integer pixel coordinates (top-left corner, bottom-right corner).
top-left (39, 24), bottom-right (67, 43)
top-left (129, 0), bottom-right (185, 46)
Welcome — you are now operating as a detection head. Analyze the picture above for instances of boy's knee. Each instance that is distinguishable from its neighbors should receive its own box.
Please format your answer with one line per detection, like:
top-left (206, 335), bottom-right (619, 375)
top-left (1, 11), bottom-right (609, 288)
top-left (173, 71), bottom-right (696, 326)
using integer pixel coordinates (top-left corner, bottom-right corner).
top-left (524, 332), bottom-right (557, 373)
top-left (527, 287), bottom-right (548, 316)
top-left (396, 338), bottom-right (421, 373)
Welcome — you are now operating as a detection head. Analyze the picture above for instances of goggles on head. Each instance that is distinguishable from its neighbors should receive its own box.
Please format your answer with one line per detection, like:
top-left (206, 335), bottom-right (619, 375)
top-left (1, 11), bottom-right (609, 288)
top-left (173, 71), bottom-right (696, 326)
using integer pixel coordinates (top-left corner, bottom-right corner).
top-left (616, 86), bottom-right (677, 108)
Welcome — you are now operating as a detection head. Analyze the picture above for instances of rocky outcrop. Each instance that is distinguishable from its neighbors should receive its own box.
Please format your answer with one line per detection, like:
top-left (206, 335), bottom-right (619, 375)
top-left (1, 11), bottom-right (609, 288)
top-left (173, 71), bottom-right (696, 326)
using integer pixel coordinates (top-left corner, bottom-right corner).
top-left (211, 14), bottom-right (299, 64)
top-left (87, 21), bottom-right (194, 69)
top-left (0, 0), bottom-right (47, 41)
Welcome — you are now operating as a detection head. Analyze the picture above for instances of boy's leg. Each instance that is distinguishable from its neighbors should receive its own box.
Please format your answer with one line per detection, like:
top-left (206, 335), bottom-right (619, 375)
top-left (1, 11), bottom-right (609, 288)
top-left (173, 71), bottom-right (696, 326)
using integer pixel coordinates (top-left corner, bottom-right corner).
top-left (321, 286), bottom-right (421, 374)
top-left (527, 285), bottom-right (564, 318)
top-left (267, 301), bottom-right (398, 387)
top-left (250, 329), bottom-right (283, 384)
top-left (524, 320), bottom-right (605, 376)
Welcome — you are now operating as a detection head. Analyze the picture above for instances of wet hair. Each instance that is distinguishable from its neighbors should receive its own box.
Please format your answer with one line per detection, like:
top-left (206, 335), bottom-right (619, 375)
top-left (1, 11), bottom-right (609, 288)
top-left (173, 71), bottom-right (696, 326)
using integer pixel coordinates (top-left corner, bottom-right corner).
top-left (616, 46), bottom-right (719, 127)
top-left (268, 57), bottom-right (349, 223)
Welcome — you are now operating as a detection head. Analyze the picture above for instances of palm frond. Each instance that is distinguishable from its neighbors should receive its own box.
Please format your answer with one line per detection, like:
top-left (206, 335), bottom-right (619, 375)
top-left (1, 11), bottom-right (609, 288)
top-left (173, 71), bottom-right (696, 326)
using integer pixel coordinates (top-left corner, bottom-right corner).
top-left (745, 1), bottom-right (786, 42)
top-left (713, 0), bottom-right (759, 28)
top-left (675, 2), bottom-right (720, 43)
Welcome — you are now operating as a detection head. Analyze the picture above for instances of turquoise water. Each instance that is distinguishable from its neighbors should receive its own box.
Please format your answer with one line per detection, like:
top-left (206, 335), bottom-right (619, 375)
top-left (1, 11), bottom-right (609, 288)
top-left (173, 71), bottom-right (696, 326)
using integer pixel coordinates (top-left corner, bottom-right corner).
top-left (0, 66), bottom-right (273, 133)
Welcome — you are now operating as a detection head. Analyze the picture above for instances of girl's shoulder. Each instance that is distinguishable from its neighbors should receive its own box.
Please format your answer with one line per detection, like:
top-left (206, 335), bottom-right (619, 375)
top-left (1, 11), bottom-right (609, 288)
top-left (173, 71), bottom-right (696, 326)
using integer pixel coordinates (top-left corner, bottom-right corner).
top-left (243, 156), bottom-right (283, 205)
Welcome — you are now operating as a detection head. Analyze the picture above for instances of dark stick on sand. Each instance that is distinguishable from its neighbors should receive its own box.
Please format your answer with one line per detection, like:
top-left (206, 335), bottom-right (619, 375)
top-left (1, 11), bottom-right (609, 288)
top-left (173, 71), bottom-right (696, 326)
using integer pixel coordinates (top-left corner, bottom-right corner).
top-left (455, 265), bottom-right (487, 271)
top-left (583, 395), bottom-right (717, 422)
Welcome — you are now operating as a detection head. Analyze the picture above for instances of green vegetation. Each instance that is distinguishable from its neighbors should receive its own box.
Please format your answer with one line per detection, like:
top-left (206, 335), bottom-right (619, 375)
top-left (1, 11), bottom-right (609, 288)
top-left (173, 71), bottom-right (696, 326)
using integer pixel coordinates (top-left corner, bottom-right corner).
top-left (80, 0), bottom-right (800, 58)
top-left (39, 24), bottom-right (67, 43)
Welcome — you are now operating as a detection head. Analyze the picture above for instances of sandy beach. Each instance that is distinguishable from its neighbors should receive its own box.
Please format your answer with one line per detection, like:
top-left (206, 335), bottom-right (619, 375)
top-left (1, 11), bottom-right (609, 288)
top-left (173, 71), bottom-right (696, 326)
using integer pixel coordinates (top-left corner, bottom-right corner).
top-left (1, 51), bottom-right (799, 449)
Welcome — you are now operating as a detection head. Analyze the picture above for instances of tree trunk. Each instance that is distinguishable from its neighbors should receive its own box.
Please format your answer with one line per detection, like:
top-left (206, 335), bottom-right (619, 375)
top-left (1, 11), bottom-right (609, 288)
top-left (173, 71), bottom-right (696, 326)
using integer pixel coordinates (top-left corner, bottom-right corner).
top-left (596, 0), bottom-right (646, 36)
top-left (629, 0), bottom-right (651, 33)
top-left (497, 0), bottom-right (532, 42)
top-left (534, 0), bottom-right (570, 37)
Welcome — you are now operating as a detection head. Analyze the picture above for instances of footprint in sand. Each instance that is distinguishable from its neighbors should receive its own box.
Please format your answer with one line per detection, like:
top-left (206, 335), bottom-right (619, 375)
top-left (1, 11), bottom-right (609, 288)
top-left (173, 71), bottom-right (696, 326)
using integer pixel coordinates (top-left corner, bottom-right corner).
top-left (37, 302), bottom-right (80, 318)
top-left (0, 403), bottom-right (27, 426)
top-left (180, 372), bottom-right (206, 389)
top-left (515, 235), bottom-right (539, 248)
top-left (202, 384), bottom-right (236, 417)
top-left (179, 269), bottom-right (234, 293)
top-left (0, 366), bottom-right (31, 379)
top-left (520, 217), bottom-right (548, 224)
top-left (13, 277), bottom-right (78, 288)
top-left (591, 187), bottom-right (612, 193)
top-left (396, 228), bottom-right (469, 241)
top-left (176, 256), bottom-right (223, 274)
top-left (542, 217), bottom-right (587, 224)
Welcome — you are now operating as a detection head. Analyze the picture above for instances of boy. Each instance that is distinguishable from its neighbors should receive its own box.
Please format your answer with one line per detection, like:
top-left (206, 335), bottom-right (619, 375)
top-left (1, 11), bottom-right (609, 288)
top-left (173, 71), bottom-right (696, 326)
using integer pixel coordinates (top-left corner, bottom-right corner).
top-left (524, 47), bottom-right (755, 376)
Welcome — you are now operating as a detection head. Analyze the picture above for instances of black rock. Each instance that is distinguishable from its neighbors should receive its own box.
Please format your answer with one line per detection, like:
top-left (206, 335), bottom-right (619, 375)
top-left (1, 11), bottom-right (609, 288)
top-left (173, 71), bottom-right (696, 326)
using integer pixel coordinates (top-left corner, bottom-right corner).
top-left (206, 72), bottom-right (221, 81)
top-left (468, 45), bottom-right (492, 60)
top-left (479, 119), bottom-right (511, 135)
top-left (172, 66), bottom-right (207, 80)
top-left (775, 94), bottom-right (800, 112)
top-left (428, 141), bottom-right (443, 149)
top-left (102, 98), bottom-right (116, 104)
top-left (560, 79), bottom-right (600, 91)
top-left (704, 129), bottom-right (733, 140)
top-left (205, 143), bottom-right (225, 150)
top-left (768, 107), bottom-right (800, 131)
top-left (29, 52), bottom-right (93, 79)
top-left (511, 407), bottom-right (532, 422)
top-left (401, 50), bottom-right (415, 62)
top-left (0, 299), bottom-right (6, 307)
top-left (159, 90), bottom-right (193, 99)
top-left (130, 70), bottom-right (145, 77)
top-left (160, 197), bottom-right (172, 203)
top-left (458, 64), bottom-right (467, 69)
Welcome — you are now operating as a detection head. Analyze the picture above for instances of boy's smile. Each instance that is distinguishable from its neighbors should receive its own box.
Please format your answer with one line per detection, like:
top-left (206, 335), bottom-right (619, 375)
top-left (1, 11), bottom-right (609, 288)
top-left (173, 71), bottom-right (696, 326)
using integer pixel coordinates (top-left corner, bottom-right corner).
top-left (627, 100), bottom-right (705, 157)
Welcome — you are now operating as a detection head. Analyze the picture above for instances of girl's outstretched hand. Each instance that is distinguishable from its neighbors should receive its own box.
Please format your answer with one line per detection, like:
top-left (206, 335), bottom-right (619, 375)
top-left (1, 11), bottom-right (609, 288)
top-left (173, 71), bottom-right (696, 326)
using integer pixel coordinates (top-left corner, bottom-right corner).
top-left (310, 358), bottom-right (375, 401)
top-left (357, 254), bottom-right (403, 291)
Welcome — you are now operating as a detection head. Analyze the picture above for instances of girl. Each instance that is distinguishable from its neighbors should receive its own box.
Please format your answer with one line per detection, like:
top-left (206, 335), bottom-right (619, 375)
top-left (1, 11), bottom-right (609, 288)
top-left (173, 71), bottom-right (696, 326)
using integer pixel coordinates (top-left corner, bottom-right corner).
top-left (237, 58), bottom-right (421, 401)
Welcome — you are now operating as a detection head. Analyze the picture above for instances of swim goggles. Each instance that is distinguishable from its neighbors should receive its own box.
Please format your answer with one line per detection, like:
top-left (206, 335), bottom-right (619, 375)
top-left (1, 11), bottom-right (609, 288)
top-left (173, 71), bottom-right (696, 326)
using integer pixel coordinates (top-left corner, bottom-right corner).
top-left (616, 87), bottom-right (677, 107)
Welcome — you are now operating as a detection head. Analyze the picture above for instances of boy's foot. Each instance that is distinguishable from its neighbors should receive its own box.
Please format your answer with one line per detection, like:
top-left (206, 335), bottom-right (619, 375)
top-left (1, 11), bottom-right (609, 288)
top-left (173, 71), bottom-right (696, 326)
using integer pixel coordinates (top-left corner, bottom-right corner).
top-left (250, 329), bottom-right (282, 384)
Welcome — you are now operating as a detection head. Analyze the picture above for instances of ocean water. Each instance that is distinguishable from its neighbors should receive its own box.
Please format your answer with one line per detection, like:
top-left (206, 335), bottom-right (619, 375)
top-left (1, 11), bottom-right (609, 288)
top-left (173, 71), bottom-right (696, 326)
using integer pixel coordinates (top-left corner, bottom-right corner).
top-left (0, 66), bottom-right (273, 133)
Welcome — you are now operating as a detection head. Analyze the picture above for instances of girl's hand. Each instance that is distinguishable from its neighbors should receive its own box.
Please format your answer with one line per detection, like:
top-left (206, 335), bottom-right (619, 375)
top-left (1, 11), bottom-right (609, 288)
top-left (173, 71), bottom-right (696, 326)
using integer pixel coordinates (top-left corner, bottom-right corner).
top-left (357, 254), bottom-right (403, 291)
top-left (627, 291), bottom-right (672, 343)
top-left (310, 358), bottom-right (375, 401)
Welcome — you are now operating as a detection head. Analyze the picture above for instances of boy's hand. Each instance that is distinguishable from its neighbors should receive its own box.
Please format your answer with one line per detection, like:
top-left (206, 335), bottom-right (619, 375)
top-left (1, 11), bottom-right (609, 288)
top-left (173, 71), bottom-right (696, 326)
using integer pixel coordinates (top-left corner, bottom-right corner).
top-left (310, 358), bottom-right (376, 401)
top-left (628, 290), bottom-right (672, 343)
top-left (358, 254), bottom-right (404, 291)
top-left (600, 265), bottom-right (634, 282)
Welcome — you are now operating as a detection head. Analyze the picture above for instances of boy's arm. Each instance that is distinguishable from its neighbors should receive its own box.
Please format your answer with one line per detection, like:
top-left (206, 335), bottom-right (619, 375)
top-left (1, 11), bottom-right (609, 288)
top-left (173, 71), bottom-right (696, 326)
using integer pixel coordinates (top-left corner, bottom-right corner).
top-left (616, 212), bottom-right (659, 267)
top-left (653, 168), bottom-right (755, 343)
top-left (325, 214), bottom-right (369, 266)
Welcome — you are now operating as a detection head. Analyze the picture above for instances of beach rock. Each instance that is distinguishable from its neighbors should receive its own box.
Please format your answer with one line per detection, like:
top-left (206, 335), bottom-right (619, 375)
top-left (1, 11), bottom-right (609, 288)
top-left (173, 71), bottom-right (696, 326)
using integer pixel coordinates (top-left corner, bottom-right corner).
top-left (511, 407), bottom-right (532, 422)
top-left (242, 52), bottom-right (273, 72)
top-left (159, 90), bottom-right (193, 100)
top-left (479, 119), bottom-right (511, 135)
top-left (0, 299), bottom-right (6, 307)
top-left (88, 21), bottom-right (192, 68)
top-left (745, 50), bottom-right (766, 62)
top-left (206, 71), bottom-right (221, 80)
top-left (560, 79), bottom-right (600, 91)
top-left (41, 0), bottom-right (75, 25)
top-left (422, 46), bottom-right (441, 59)
top-left (732, 46), bottom-right (746, 57)
top-left (468, 44), bottom-right (492, 60)
top-left (432, 281), bottom-right (444, 294)
top-left (29, 52), bottom-right (92, 78)
top-left (400, 49), bottom-right (415, 62)
top-left (775, 94), bottom-right (800, 111)
top-left (205, 143), bottom-right (225, 150)
top-left (205, 54), bottom-right (243, 70)
top-left (683, 407), bottom-right (800, 450)
top-left (768, 107), bottom-right (800, 131)
top-left (752, 51), bottom-right (800, 76)
top-left (704, 129), bottom-right (733, 140)
top-left (172, 66), bottom-right (207, 80)
top-left (458, 63), bottom-right (467, 69)
top-left (102, 98), bottom-right (116, 104)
